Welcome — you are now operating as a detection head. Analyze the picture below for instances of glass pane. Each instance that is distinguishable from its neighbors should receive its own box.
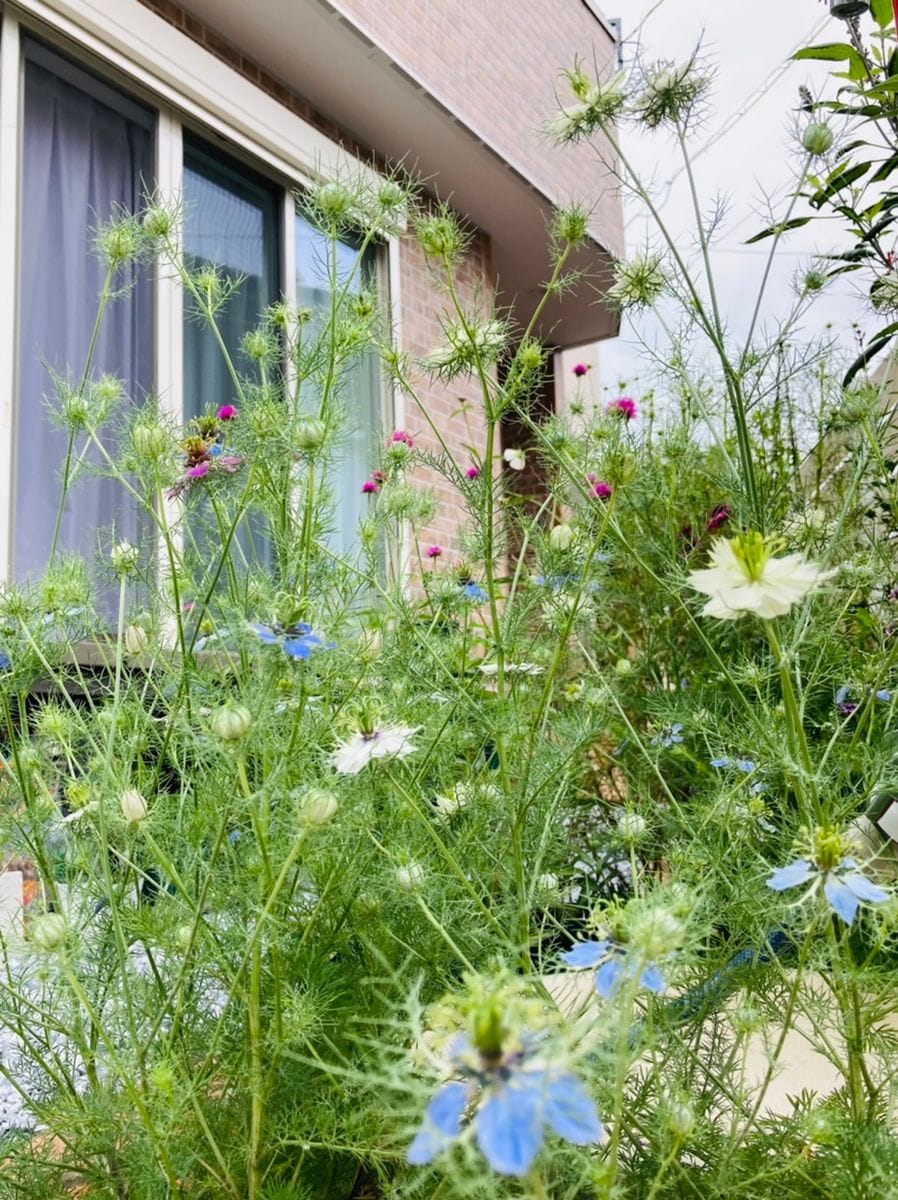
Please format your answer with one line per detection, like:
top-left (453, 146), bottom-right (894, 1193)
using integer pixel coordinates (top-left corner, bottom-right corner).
top-left (295, 213), bottom-right (381, 559)
top-left (16, 41), bottom-right (155, 615)
top-left (182, 137), bottom-right (280, 574)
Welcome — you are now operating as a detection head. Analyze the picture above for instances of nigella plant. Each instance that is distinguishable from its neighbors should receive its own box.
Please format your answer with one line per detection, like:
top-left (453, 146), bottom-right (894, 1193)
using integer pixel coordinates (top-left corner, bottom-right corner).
top-left (407, 979), bottom-right (601, 1177)
top-left (562, 900), bottom-right (685, 999)
top-left (252, 621), bottom-right (333, 660)
top-left (767, 827), bottom-right (889, 925)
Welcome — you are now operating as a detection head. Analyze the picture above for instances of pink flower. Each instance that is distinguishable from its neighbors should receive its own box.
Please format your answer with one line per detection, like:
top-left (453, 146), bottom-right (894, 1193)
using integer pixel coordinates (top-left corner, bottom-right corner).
top-left (573, 363), bottom-right (590, 377)
top-left (217, 404), bottom-right (238, 421)
top-left (466, 466), bottom-right (480, 479)
top-left (608, 396), bottom-right (638, 421)
top-left (188, 461), bottom-right (210, 479)
top-left (591, 480), bottom-right (613, 500)
top-left (426, 545), bottom-right (443, 558)
top-left (390, 429), bottom-right (414, 448)
top-left (362, 480), bottom-right (380, 494)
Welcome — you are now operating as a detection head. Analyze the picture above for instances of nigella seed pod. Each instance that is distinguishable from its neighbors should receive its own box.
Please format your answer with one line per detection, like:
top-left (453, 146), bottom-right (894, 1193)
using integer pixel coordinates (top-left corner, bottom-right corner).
top-left (111, 541), bottom-right (140, 573)
top-left (211, 704), bottom-right (253, 741)
top-left (124, 624), bottom-right (149, 656)
top-left (802, 122), bottom-right (834, 156)
top-left (132, 422), bottom-right (169, 460)
top-left (549, 523), bottom-right (575, 551)
top-left (300, 788), bottom-right (339, 827)
top-left (121, 788), bottom-right (148, 823)
top-left (30, 913), bottom-right (68, 953)
top-left (295, 416), bottom-right (327, 453)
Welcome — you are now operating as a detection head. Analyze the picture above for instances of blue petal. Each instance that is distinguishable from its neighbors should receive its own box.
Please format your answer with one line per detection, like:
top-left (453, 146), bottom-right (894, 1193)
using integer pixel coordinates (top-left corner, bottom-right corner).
top-left (835, 685), bottom-right (850, 706)
top-left (824, 877), bottom-right (859, 924)
top-left (407, 1122), bottom-right (450, 1166)
top-left (877, 689), bottom-right (892, 703)
top-left (475, 1082), bottom-right (542, 1176)
top-left (843, 871), bottom-right (889, 905)
top-left (543, 1074), bottom-right (603, 1146)
top-left (595, 957), bottom-right (625, 998)
top-left (289, 621), bottom-right (313, 635)
top-left (562, 939), bottom-right (610, 969)
top-left (282, 637), bottom-right (315, 659)
top-left (767, 860), bottom-right (815, 892)
top-left (253, 624), bottom-right (280, 644)
top-left (736, 759), bottom-right (756, 773)
top-left (710, 758), bottom-right (732, 769)
top-left (426, 1081), bottom-right (469, 1135)
top-left (0, 652), bottom-right (10, 671)
top-left (640, 963), bottom-right (666, 994)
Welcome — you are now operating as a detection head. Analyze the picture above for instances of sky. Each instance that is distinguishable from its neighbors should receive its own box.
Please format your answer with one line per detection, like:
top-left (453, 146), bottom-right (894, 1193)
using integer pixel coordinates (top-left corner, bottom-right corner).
top-left (594, 0), bottom-right (873, 395)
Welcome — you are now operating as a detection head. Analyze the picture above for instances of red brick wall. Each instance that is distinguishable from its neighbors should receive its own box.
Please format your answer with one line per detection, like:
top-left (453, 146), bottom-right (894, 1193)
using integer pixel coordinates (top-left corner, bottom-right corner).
top-left (327, 0), bottom-right (624, 257)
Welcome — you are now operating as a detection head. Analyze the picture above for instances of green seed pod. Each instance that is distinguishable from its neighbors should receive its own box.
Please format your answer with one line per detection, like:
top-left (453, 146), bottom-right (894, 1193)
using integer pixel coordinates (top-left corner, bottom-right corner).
top-left (30, 913), bottom-right (67, 952)
top-left (295, 416), bottom-right (328, 453)
top-left (802, 122), bottom-right (834, 156)
top-left (211, 704), bottom-right (253, 741)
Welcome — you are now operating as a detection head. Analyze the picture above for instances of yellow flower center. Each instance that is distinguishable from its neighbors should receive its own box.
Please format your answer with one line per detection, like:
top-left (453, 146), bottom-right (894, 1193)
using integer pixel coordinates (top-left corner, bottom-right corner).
top-left (730, 532), bottom-right (772, 582)
top-left (813, 826), bottom-right (847, 872)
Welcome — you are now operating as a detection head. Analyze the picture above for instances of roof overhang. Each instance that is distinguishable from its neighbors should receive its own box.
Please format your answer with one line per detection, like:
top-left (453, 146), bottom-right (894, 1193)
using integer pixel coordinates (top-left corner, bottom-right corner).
top-left (175, 0), bottom-right (620, 347)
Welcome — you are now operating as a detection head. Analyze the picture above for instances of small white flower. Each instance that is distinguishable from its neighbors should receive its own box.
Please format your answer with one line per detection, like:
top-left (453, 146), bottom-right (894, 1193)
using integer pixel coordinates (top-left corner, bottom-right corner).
top-left (110, 541), bottom-right (140, 572)
top-left (123, 624), bottom-right (149, 656)
top-left (332, 725), bottom-right (421, 775)
top-left (479, 661), bottom-right (543, 676)
top-left (121, 788), bottom-right (148, 823)
top-left (503, 448), bottom-right (526, 471)
top-left (686, 532), bottom-right (835, 621)
top-left (433, 783), bottom-right (472, 820)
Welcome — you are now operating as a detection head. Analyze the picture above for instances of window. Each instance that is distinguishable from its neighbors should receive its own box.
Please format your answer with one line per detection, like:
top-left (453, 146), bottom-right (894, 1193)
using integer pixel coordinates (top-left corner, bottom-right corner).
top-left (16, 40), bottom-right (154, 607)
top-left (295, 212), bottom-right (382, 559)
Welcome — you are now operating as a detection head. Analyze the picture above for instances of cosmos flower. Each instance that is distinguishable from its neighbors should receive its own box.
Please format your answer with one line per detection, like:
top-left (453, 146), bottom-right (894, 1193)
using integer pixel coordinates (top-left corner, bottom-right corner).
top-left (332, 725), bottom-right (420, 774)
top-left (390, 429), bottom-right (414, 447)
top-left (573, 362), bottom-right (590, 377)
top-left (408, 1033), bottom-right (601, 1176)
top-left (362, 479), bottom-right (380, 494)
top-left (686, 532), bottom-right (835, 621)
top-left (217, 404), bottom-right (238, 420)
top-left (426, 545), bottom-right (443, 559)
top-left (767, 855), bottom-right (888, 925)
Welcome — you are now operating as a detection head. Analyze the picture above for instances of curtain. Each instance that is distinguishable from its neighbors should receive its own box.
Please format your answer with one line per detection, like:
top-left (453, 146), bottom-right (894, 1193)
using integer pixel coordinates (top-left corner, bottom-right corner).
top-left (17, 42), bottom-right (154, 616)
top-left (295, 215), bottom-right (381, 560)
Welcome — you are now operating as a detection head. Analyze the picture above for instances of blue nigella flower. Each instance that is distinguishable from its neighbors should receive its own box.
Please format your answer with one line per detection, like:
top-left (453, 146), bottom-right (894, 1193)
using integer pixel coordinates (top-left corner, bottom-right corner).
top-left (876, 689), bottom-right (892, 703)
top-left (460, 582), bottom-right (488, 604)
top-left (0, 652), bottom-right (10, 671)
top-left (252, 622), bottom-right (332, 660)
top-left (652, 723), bottom-right (684, 748)
top-left (407, 1034), bottom-right (601, 1176)
top-left (562, 938), bottom-right (666, 999)
top-left (710, 757), bottom-right (756, 773)
top-left (767, 856), bottom-right (888, 925)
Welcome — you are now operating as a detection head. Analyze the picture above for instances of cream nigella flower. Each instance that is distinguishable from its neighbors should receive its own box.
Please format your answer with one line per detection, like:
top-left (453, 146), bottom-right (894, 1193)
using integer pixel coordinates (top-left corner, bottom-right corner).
top-left (686, 532), bottom-right (835, 621)
top-left (332, 724), bottom-right (421, 774)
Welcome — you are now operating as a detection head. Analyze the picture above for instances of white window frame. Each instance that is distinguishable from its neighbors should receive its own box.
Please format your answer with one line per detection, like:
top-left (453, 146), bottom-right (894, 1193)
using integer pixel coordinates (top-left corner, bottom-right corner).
top-left (0, 0), bottom-right (400, 584)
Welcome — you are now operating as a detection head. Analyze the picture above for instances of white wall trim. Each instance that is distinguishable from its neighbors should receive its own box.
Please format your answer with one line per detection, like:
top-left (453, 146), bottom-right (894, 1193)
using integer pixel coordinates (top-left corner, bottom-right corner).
top-left (10, 0), bottom-right (381, 192)
top-left (0, 12), bottom-right (22, 581)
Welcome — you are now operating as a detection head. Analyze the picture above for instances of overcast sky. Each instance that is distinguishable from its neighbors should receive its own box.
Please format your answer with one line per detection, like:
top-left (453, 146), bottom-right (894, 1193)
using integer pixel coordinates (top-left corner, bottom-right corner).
top-left (597, 0), bottom-right (872, 394)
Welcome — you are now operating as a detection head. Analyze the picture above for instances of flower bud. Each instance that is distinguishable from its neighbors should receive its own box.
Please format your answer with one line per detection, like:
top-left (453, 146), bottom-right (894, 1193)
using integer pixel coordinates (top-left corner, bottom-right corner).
top-left (300, 788), bottom-right (339, 827)
top-left (30, 913), bottom-right (67, 952)
top-left (549, 523), bottom-right (575, 551)
top-left (396, 862), bottom-right (425, 891)
top-left (132, 422), bottom-right (169, 460)
top-left (121, 788), bottom-right (148, 823)
top-left (802, 122), bottom-right (834, 156)
top-left (614, 657), bottom-right (633, 677)
top-left (667, 1101), bottom-right (695, 1138)
top-left (124, 624), bottom-right (149, 656)
top-left (211, 704), bottom-right (252, 742)
top-left (295, 416), bottom-right (327, 453)
top-left (618, 811), bottom-right (647, 841)
top-left (111, 542), bottom-right (140, 573)
top-left (175, 925), bottom-right (193, 951)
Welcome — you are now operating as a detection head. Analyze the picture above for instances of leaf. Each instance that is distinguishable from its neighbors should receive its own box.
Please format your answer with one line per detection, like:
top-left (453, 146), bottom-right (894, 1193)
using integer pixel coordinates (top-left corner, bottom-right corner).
top-left (843, 321), bottom-right (898, 387)
top-left (744, 217), bottom-right (812, 245)
top-left (871, 0), bottom-right (893, 28)
top-left (794, 42), bottom-right (866, 69)
top-left (809, 161), bottom-right (872, 208)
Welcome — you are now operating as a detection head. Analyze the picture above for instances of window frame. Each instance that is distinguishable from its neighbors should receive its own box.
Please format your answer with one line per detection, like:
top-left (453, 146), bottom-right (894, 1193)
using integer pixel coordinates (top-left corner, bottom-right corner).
top-left (0, 0), bottom-right (399, 585)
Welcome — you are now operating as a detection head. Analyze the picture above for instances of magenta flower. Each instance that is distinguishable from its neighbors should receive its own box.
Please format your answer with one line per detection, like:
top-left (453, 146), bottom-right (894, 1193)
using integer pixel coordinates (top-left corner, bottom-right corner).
top-left (707, 504), bottom-right (732, 533)
top-left (362, 480), bottom-right (380, 494)
top-left (188, 461), bottom-right (210, 479)
top-left (590, 479), bottom-right (613, 500)
top-left (608, 396), bottom-right (638, 421)
top-left (390, 429), bottom-right (414, 448)
top-left (217, 404), bottom-right (238, 421)
top-left (427, 545), bottom-right (443, 559)
top-left (466, 466), bottom-right (480, 480)
top-left (572, 363), bottom-right (590, 377)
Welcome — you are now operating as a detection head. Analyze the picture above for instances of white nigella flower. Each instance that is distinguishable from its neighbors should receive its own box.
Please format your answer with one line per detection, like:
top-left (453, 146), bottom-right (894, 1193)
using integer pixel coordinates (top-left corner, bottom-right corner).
top-left (332, 725), bottom-right (421, 775)
top-left (425, 318), bottom-right (507, 376)
top-left (502, 448), bottom-right (526, 471)
top-left (686, 532), bottom-right (835, 621)
top-left (479, 661), bottom-right (543, 676)
top-left (607, 252), bottom-right (667, 311)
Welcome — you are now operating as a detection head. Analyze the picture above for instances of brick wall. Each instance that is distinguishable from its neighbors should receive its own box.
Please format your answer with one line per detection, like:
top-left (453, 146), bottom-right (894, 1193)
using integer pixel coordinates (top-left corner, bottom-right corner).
top-left (327, 0), bottom-right (624, 257)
